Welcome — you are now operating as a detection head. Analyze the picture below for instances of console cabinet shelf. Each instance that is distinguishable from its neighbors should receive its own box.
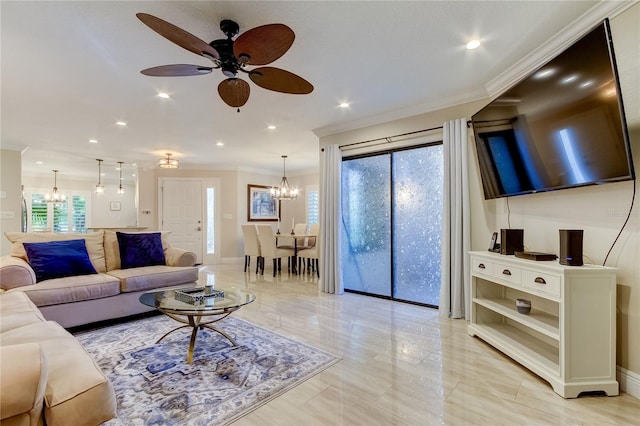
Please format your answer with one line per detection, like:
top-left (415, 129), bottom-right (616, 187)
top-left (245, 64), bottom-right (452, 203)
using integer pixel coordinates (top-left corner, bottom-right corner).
top-left (468, 251), bottom-right (618, 398)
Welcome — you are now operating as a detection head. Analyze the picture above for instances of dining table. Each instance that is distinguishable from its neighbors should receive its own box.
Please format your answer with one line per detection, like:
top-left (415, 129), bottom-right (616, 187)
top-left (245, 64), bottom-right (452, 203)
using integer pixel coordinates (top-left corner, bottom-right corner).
top-left (275, 232), bottom-right (316, 274)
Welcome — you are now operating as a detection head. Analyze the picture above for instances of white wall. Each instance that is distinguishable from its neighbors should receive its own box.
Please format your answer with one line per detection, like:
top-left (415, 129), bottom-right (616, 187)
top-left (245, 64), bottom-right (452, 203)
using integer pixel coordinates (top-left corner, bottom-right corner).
top-left (0, 149), bottom-right (23, 255)
top-left (90, 185), bottom-right (137, 228)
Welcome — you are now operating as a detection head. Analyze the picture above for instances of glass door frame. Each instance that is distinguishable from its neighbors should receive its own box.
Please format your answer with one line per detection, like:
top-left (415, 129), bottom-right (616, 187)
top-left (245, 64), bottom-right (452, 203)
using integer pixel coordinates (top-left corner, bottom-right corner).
top-left (342, 141), bottom-right (443, 309)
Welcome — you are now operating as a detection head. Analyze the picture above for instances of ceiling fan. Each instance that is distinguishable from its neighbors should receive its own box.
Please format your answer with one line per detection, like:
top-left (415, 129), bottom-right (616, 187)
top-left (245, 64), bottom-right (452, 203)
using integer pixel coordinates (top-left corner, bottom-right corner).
top-left (136, 13), bottom-right (314, 111)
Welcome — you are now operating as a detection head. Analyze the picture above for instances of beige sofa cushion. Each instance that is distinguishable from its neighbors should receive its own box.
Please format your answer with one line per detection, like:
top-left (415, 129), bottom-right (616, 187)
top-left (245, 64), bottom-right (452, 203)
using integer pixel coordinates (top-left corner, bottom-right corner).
top-left (104, 230), bottom-right (171, 271)
top-left (107, 265), bottom-right (198, 292)
top-left (5, 231), bottom-right (106, 273)
top-left (10, 274), bottom-right (121, 307)
top-left (0, 291), bottom-right (47, 333)
top-left (1, 321), bottom-right (116, 426)
top-left (0, 343), bottom-right (47, 426)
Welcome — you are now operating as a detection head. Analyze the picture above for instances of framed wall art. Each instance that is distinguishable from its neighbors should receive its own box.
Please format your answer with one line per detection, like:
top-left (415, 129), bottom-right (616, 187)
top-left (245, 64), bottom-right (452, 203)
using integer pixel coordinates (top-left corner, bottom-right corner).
top-left (247, 184), bottom-right (280, 221)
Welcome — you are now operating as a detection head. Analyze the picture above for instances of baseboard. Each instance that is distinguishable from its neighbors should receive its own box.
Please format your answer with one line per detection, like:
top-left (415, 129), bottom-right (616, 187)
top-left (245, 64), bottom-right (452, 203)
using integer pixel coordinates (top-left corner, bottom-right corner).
top-left (220, 257), bottom-right (243, 265)
top-left (618, 365), bottom-right (640, 399)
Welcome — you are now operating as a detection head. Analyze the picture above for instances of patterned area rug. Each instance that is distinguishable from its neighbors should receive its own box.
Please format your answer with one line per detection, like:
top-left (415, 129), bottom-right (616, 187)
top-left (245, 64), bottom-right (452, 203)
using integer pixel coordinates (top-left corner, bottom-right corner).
top-left (74, 315), bottom-right (340, 425)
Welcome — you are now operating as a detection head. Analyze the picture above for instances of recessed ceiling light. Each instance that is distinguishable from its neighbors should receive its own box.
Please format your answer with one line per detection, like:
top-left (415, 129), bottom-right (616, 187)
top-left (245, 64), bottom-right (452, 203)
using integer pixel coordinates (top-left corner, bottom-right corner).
top-left (561, 75), bottom-right (579, 84)
top-left (267, 125), bottom-right (276, 130)
top-left (158, 92), bottom-right (170, 99)
top-left (216, 142), bottom-right (224, 147)
top-left (132, 173), bottom-right (136, 177)
top-left (580, 80), bottom-right (594, 89)
top-left (36, 161), bottom-right (43, 165)
top-left (339, 102), bottom-right (350, 108)
top-left (89, 139), bottom-right (98, 144)
top-left (466, 39), bottom-right (481, 50)
top-left (116, 121), bottom-right (127, 126)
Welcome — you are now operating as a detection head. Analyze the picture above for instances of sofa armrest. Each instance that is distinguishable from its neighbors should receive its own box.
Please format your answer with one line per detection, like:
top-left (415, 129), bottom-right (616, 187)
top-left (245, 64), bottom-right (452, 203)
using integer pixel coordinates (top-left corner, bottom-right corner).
top-left (0, 343), bottom-right (47, 424)
top-left (0, 256), bottom-right (36, 291)
top-left (165, 247), bottom-right (197, 267)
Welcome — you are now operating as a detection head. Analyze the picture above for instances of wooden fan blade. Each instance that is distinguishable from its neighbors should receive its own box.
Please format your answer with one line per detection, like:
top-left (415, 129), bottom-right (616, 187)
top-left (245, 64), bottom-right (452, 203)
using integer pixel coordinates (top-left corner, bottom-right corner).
top-left (137, 13), bottom-right (220, 60)
top-left (218, 78), bottom-right (250, 108)
top-left (141, 64), bottom-right (213, 77)
top-left (249, 67), bottom-right (313, 94)
top-left (233, 24), bottom-right (294, 65)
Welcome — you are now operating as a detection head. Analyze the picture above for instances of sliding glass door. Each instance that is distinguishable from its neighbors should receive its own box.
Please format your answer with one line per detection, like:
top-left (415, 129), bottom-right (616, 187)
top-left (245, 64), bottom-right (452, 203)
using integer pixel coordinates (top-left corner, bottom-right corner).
top-left (341, 155), bottom-right (391, 296)
top-left (341, 143), bottom-right (443, 306)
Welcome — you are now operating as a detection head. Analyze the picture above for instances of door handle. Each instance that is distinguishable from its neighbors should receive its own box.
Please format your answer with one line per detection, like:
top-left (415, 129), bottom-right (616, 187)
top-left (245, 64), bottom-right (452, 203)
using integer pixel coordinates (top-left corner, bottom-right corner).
top-left (196, 226), bottom-right (201, 231)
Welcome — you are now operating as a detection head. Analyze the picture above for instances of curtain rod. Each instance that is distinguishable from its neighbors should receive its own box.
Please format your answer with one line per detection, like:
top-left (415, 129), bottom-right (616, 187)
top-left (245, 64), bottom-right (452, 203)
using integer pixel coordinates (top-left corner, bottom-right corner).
top-left (338, 126), bottom-right (442, 150)
top-left (337, 120), bottom-right (473, 151)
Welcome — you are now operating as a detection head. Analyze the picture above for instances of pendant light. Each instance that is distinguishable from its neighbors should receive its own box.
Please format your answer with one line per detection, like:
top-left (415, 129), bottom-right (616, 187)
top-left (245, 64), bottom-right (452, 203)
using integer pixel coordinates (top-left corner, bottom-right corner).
top-left (270, 155), bottom-right (298, 200)
top-left (95, 159), bottom-right (104, 194)
top-left (117, 162), bottom-right (125, 195)
top-left (45, 170), bottom-right (66, 203)
top-left (158, 153), bottom-right (179, 168)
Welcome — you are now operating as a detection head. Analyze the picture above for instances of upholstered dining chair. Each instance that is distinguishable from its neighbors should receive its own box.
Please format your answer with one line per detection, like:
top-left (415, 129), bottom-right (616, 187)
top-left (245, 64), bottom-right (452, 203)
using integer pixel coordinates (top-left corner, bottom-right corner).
top-left (297, 238), bottom-right (319, 278)
top-left (299, 223), bottom-right (319, 250)
top-left (256, 225), bottom-right (295, 277)
top-left (241, 224), bottom-right (261, 273)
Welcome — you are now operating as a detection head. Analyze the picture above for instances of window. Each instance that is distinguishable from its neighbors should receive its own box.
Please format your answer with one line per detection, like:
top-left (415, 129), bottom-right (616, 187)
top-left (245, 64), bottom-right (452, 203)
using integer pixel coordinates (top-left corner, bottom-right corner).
top-left (71, 196), bottom-right (87, 232)
top-left (206, 187), bottom-right (215, 254)
top-left (31, 194), bottom-right (49, 232)
top-left (306, 186), bottom-right (319, 225)
top-left (26, 189), bottom-right (89, 233)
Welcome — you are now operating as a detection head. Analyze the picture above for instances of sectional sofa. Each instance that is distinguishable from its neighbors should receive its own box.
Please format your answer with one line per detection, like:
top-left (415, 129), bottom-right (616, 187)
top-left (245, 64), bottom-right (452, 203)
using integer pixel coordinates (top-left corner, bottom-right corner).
top-left (0, 230), bottom-right (199, 327)
top-left (1, 291), bottom-right (117, 426)
top-left (0, 229), bottom-right (200, 425)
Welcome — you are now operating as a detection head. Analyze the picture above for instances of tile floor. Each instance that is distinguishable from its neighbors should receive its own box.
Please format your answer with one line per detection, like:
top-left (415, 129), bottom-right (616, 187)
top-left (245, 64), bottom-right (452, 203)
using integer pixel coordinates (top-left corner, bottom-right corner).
top-left (197, 263), bottom-right (639, 425)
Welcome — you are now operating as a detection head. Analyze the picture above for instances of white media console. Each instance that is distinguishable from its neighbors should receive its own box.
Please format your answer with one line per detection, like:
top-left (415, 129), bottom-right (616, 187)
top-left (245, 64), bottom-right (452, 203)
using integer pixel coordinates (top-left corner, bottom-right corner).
top-left (468, 251), bottom-right (618, 398)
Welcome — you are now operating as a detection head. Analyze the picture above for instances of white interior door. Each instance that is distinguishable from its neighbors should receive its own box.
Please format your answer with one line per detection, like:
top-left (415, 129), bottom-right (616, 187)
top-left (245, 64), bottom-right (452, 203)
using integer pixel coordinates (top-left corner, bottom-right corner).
top-left (161, 179), bottom-right (203, 263)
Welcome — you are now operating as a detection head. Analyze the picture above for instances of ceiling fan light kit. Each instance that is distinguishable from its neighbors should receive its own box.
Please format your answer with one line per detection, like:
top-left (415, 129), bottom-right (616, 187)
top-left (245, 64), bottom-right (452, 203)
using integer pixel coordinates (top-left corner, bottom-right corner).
top-left (136, 13), bottom-right (313, 111)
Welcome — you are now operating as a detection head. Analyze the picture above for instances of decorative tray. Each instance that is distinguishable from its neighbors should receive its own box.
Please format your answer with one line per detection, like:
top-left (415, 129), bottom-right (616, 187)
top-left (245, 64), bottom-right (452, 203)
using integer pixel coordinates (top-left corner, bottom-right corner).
top-left (174, 287), bottom-right (225, 305)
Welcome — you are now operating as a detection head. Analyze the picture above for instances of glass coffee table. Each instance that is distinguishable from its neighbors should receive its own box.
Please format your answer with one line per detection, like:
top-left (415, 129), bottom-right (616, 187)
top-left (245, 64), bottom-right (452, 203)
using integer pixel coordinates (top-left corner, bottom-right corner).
top-left (139, 287), bottom-right (256, 364)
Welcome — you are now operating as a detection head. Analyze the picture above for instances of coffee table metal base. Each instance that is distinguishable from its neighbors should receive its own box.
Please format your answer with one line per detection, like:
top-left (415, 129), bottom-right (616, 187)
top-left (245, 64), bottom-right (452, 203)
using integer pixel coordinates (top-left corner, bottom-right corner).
top-left (157, 309), bottom-right (239, 364)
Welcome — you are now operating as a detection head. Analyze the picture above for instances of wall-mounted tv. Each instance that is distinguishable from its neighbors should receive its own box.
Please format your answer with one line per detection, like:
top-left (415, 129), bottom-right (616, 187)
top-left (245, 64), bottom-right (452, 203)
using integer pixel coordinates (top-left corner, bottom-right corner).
top-left (471, 19), bottom-right (634, 200)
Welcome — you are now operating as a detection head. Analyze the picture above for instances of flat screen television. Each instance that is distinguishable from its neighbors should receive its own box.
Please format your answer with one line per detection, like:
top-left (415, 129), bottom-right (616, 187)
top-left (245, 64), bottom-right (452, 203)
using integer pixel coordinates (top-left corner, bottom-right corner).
top-left (471, 19), bottom-right (634, 200)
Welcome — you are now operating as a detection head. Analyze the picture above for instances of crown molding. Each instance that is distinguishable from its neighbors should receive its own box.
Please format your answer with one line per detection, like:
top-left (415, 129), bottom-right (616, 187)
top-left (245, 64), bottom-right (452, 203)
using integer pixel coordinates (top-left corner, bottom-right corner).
top-left (313, 88), bottom-right (487, 138)
top-left (485, 0), bottom-right (637, 98)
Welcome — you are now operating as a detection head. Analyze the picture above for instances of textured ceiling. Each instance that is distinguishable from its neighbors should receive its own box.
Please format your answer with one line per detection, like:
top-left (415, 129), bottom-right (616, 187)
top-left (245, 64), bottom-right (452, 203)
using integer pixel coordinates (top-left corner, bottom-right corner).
top-left (1, 1), bottom-right (602, 184)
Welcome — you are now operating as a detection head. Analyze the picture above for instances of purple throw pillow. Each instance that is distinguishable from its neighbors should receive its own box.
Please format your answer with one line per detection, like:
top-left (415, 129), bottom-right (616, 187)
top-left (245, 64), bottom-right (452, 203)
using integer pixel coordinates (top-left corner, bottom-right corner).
top-left (23, 239), bottom-right (97, 283)
top-left (116, 232), bottom-right (166, 269)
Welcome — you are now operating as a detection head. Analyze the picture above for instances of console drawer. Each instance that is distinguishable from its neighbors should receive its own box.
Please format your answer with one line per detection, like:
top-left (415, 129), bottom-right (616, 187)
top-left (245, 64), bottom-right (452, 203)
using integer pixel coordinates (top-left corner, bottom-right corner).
top-left (522, 270), bottom-right (561, 299)
top-left (493, 263), bottom-right (522, 286)
top-left (472, 257), bottom-right (493, 276)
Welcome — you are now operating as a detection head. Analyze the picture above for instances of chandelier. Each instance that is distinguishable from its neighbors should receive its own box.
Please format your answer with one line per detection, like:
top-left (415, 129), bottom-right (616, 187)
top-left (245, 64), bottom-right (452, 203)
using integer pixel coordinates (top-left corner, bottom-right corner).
top-left (45, 170), bottom-right (66, 203)
top-left (117, 161), bottom-right (125, 195)
top-left (270, 155), bottom-right (298, 200)
top-left (158, 153), bottom-right (179, 169)
top-left (95, 159), bottom-right (104, 194)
